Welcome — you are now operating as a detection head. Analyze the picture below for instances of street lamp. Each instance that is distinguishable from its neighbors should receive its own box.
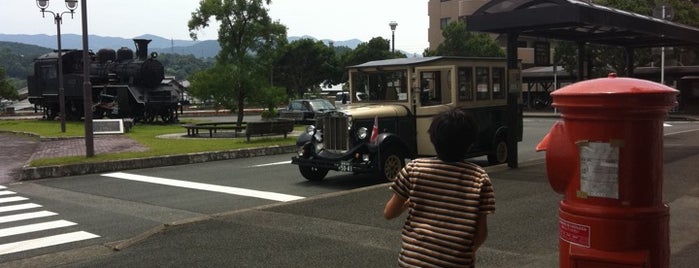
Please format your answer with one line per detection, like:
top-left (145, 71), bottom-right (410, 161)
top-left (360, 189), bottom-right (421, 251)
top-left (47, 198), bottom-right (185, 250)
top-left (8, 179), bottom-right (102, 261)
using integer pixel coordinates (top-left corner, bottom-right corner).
top-left (37, 0), bottom-right (78, 133)
top-left (389, 21), bottom-right (398, 53)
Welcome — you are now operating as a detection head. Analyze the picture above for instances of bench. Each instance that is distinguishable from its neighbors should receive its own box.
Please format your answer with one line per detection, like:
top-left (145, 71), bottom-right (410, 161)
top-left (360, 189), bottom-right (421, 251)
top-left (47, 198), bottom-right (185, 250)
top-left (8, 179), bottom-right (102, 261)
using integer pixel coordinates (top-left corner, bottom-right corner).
top-left (245, 119), bottom-right (295, 142)
top-left (182, 122), bottom-right (246, 138)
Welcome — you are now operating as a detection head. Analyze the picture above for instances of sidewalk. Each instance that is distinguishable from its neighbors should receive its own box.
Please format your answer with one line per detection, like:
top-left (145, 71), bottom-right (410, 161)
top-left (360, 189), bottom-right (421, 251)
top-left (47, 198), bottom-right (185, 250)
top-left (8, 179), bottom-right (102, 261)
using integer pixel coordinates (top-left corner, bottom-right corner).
top-left (9, 158), bottom-right (698, 268)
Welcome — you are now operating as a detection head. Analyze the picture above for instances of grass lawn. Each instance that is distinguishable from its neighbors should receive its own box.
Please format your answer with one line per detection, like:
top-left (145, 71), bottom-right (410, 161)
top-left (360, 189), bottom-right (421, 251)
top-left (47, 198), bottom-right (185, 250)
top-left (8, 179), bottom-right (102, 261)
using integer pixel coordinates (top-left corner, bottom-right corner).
top-left (0, 119), bottom-right (300, 167)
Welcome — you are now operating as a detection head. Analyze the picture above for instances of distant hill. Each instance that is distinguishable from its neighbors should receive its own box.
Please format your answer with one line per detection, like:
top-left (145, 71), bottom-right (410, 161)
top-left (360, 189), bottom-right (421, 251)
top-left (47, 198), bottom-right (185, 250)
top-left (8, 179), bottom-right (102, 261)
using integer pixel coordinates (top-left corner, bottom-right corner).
top-left (0, 34), bottom-right (364, 59)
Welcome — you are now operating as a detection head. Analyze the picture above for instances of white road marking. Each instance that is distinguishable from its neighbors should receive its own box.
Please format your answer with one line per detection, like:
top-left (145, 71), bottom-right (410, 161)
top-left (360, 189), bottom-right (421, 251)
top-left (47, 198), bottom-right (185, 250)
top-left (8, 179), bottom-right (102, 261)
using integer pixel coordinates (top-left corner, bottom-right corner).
top-left (0, 196), bottom-right (28, 204)
top-left (0, 231), bottom-right (100, 256)
top-left (665, 128), bottom-right (699, 137)
top-left (0, 220), bottom-right (77, 238)
top-left (102, 172), bottom-right (304, 202)
top-left (0, 190), bottom-right (16, 196)
top-left (0, 203), bottom-right (42, 213)
top-left (0, 211), bottom-right (58, 224)
top-left (251, 160), bottom-right (291, 167)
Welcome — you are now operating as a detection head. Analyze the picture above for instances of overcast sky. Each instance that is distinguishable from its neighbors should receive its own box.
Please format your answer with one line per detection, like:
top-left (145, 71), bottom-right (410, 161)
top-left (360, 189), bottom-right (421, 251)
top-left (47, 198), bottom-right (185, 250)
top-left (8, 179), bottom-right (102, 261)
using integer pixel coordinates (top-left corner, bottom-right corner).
top-left (1, 0), bottom-right (429, 54)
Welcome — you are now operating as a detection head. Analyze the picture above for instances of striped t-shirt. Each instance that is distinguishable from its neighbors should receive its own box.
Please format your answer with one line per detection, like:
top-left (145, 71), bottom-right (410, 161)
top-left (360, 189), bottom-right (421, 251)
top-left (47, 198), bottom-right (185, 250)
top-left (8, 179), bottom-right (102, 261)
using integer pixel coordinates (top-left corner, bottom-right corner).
top-left (390, 158), bottom-right (495, 268)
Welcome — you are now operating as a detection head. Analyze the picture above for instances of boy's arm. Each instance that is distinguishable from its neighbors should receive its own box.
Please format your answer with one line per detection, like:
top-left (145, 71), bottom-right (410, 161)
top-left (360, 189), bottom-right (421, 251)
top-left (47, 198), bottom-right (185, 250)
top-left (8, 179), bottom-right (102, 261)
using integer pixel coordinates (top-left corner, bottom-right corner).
top-left (383, 194), bottom-right (409, 220)
top-left (472, 213), bottom-right (489, 250)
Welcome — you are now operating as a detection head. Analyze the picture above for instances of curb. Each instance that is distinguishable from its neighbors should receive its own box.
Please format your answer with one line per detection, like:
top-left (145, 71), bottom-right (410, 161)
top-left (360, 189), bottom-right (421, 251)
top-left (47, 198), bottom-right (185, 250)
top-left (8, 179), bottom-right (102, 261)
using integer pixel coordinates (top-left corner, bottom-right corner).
top-left (21, 145), bottom-right (297, 181)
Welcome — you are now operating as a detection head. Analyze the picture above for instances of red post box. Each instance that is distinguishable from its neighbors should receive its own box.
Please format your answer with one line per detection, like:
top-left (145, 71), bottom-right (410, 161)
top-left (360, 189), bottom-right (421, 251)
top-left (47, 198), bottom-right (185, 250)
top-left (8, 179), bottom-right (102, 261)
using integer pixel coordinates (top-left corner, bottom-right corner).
top-left (536, 74), bottom-right (678, 268)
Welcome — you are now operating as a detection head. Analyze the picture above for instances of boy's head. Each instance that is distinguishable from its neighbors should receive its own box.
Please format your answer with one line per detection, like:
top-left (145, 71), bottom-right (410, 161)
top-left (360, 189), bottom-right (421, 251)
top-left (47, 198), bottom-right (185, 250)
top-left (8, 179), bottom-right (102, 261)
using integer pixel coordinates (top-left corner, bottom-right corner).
top-left (428, 108), bottom-right (479, 162)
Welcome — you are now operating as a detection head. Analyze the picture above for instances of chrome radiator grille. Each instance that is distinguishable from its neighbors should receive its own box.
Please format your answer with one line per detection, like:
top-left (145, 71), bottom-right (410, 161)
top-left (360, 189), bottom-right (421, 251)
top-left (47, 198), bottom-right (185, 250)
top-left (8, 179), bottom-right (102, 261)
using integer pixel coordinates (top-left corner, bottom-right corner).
top-left (320, 114), bottom-right (349, 151)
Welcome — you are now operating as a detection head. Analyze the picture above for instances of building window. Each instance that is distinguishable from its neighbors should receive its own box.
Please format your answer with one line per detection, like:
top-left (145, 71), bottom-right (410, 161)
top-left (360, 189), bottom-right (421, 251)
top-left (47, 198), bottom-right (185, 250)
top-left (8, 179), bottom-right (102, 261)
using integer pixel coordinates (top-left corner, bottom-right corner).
top-left (440, 18), bottom-right (451, 29)
top-left (534, 41), bottom-right (551, 66)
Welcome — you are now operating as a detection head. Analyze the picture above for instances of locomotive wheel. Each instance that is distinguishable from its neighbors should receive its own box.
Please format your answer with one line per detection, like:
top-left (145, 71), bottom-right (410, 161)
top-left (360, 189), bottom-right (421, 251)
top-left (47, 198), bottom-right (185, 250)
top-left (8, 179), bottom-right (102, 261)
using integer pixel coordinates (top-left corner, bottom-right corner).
top-left (160, 108), bottom-right (175, 123)
top-left (379, 146), bottom-right (407, 181)
top-left (299, 165), bottom-right (329, 181)
top-left (46, 107), bottom-right (58, 120)
top-left (144, 111), bottom-right (155, 123)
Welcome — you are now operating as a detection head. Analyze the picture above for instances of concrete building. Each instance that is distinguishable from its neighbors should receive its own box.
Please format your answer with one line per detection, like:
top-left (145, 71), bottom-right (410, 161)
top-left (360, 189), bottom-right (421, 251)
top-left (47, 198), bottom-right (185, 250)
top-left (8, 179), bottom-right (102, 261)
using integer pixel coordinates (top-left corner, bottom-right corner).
top-left (427, 0), bottom-right (549, 68)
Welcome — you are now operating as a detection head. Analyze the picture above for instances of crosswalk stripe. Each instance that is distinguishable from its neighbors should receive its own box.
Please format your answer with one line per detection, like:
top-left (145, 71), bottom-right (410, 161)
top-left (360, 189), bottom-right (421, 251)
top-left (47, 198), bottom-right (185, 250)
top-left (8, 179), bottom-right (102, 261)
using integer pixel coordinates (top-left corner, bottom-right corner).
top-left (0, 185), bottom-right (6, 189)
top-left (0, 220), bottom-right (77, 238)
top-left (0, 190), bottom-right (16, 196)
top-left (0, 211), bottom-right (58, 224)
top-left (0, 203), bottom-right (43, 213)
top-left (0, 231), bottom-right (100, 256)
top-left (102, 172), bottom-right (305, 202)
top-left (0, 196), bottom-right (28, 204)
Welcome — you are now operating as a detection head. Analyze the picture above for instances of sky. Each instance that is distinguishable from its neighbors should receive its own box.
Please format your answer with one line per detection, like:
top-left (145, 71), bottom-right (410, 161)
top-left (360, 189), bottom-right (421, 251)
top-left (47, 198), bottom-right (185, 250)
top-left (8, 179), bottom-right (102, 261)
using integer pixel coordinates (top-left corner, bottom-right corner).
top-left (1, 0), bottom-right (429, 54)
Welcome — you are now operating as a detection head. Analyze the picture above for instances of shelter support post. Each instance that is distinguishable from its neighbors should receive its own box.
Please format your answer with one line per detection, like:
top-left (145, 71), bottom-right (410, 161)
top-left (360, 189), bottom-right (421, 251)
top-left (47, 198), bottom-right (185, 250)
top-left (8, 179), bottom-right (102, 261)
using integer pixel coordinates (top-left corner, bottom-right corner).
top-left (506, 32), bottom-right (521, 168)
top-left (577, 42), bottom-right (586, 81)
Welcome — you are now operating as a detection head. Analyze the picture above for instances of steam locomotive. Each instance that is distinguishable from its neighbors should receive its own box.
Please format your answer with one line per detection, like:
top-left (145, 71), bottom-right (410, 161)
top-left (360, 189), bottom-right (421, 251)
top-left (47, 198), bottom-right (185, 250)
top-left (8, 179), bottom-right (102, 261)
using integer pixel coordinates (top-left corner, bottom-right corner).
top-left (27, 39), bottom-right (182, 123)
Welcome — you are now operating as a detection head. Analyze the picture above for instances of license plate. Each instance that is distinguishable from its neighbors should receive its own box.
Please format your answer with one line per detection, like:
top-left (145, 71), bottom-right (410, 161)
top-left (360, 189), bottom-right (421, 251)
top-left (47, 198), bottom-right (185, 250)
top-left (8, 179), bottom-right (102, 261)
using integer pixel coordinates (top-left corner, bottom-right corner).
top-left (337, 161), bottom-right (353, 172)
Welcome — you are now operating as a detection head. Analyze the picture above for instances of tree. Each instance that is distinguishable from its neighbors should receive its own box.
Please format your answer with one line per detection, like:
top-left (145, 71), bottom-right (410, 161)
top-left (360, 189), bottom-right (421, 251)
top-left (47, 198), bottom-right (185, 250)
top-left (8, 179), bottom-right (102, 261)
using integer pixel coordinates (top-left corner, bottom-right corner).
top-left (0, 67), bottom-right (18, 100)
top-left (273, 38), bottom-right (337, 97)
top-left (157, 53), bottom-right (214, 80)
top-left (338, 37), bottom-right (405, 83)
top-left (188, 0), bottom-right (287, 125)
top-left (429, 21), bottom-right (505, 57)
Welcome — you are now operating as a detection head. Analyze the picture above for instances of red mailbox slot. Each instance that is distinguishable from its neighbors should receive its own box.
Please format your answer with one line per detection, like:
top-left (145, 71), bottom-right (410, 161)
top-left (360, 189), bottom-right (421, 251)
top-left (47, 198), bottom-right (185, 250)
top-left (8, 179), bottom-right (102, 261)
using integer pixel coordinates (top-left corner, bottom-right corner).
top-left (536, 74), bottom-right (678, 268)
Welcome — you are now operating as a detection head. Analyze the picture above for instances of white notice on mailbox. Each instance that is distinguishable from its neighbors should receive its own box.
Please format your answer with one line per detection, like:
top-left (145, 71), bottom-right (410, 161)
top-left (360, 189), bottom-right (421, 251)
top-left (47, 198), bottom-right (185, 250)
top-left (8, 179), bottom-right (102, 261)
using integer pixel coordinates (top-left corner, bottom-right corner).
top-left (578, 141), bottom-right (620, 199)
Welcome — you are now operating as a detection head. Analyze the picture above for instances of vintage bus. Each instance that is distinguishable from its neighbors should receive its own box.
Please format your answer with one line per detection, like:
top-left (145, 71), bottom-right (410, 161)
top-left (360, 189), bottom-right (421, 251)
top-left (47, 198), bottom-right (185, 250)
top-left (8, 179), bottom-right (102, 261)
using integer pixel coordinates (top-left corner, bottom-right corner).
top-left (291, 56), bottom-right (523, 181)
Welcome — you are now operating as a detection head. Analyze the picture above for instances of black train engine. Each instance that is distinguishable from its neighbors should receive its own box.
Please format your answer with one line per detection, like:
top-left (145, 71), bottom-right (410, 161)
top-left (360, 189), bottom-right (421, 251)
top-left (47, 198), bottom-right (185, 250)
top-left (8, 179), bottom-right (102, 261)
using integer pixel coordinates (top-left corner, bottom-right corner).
top-left (27, 39), bottom-right (181, 123)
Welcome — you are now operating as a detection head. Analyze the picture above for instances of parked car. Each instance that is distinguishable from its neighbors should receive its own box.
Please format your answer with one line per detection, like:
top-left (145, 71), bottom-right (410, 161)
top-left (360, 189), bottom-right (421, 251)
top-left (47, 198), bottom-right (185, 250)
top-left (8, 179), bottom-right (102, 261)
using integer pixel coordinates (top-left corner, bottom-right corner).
top-left (278, 99), bottom-right (336, 124)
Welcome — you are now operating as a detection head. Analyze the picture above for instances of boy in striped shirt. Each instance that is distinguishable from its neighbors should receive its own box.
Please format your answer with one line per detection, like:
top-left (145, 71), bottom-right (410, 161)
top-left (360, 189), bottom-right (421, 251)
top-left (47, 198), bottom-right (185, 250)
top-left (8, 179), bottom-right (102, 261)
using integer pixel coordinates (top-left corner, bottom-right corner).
top-left (384, 107), bottom-right (495, 267)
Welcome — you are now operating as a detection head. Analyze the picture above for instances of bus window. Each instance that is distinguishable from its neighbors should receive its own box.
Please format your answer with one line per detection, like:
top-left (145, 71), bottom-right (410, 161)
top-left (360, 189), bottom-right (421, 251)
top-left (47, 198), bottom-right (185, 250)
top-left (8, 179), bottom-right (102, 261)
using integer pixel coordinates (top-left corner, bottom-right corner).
top-left (351, 70), bottom-right (408, 102)
top-left (458, 67), bottom-right (473, 101)
top-left (492, 67), bottom-right (506, 99)
top-left (476, 67), bottom-right (490, 100)
top-left (420, 71), bottom-right (442, 105)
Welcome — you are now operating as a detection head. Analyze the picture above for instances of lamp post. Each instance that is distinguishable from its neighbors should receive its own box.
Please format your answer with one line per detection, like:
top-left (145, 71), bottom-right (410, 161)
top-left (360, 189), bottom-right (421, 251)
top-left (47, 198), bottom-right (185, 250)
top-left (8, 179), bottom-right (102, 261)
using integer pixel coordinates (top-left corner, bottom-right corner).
top-left (389, 21), bottom-right (398, 53)
top-left (36, 0), bottom-right (77, 133)
top-left (79, 0), bottom-right (94, 157)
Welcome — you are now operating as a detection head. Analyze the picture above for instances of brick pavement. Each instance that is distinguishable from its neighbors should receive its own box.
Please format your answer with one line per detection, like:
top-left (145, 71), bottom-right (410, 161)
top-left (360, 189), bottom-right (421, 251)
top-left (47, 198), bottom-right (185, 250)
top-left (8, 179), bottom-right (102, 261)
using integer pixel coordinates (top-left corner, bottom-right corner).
top-left (0, 133), bottom-right (147, 183)
top-left (29, 135), bottom-right (148, 160)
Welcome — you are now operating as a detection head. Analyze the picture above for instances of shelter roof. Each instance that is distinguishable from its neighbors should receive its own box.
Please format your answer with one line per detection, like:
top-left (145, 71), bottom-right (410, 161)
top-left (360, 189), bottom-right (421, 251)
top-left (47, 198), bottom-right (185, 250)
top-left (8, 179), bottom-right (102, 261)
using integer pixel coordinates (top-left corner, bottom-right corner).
top-left (466, 0), bottom-right (699, 48)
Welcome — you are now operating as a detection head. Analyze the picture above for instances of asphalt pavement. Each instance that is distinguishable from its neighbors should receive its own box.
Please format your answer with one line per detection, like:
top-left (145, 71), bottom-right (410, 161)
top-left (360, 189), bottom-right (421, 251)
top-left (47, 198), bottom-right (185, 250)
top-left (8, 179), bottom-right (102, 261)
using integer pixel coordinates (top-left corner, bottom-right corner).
top-left (2, 111), bottom-right (698, 267)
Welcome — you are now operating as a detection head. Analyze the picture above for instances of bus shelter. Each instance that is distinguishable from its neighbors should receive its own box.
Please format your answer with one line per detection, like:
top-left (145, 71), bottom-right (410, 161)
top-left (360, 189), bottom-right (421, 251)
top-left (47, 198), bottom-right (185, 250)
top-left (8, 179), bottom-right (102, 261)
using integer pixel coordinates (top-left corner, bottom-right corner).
top-left (466, 0), bottom-right (699, 80)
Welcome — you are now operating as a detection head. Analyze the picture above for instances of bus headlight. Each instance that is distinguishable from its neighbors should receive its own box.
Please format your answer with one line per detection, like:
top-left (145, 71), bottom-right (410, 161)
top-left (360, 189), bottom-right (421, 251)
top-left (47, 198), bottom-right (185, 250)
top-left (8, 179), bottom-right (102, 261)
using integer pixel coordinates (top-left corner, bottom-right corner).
top-left (357, 127), bottom-right (368, 140)
top-left (306, 125), bottom-right (317, 136)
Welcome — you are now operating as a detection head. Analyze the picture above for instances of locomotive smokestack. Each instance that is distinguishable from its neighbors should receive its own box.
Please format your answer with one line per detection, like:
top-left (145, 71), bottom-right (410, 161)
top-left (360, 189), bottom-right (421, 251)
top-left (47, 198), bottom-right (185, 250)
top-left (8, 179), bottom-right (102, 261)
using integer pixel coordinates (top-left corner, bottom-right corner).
top-left (134, 39), bottom-right (151, 60)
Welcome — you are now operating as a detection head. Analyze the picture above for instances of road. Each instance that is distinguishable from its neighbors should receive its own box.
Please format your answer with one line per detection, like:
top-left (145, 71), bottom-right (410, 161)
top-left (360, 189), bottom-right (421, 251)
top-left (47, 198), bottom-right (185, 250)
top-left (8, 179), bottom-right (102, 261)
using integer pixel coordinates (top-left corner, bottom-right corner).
top-left (2, 118), bottom-right (698, 266)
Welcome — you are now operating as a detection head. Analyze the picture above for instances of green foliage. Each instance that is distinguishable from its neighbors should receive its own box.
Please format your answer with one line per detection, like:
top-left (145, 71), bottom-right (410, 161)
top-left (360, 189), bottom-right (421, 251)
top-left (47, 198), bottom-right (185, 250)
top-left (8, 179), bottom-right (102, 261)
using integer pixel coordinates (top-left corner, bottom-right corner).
top-left (0, 42), bottom-right (50, 79)
top-left (338, 37), bottom-right (405, 82)
top-left (0, 68), bottom-right (18, 100)
top-left (341, 37), bottom-right (399, 67)
top-left (273, 38), bottom-right (338, 97)
top-left (188, 0), bottom-right (287, 125)
top-left (428, 21), bottom-right (505, 58)
top-left (251, 85), bottom-right (286, 116)
top-left (157, 53), bottom-right (213, 80)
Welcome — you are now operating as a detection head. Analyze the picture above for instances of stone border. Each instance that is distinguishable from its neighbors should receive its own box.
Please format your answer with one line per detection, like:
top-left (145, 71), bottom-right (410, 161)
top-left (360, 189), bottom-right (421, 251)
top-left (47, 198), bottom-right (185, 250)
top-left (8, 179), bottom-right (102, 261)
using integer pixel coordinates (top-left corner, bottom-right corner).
top-left (21, 145), bottom-right (297, 181)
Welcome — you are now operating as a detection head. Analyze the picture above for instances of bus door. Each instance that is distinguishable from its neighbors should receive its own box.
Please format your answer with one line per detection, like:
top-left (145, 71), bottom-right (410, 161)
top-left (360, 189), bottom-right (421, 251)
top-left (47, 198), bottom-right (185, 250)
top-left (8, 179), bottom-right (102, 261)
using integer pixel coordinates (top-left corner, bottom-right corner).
top-left (414, 66), bottom-right (456, 156)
